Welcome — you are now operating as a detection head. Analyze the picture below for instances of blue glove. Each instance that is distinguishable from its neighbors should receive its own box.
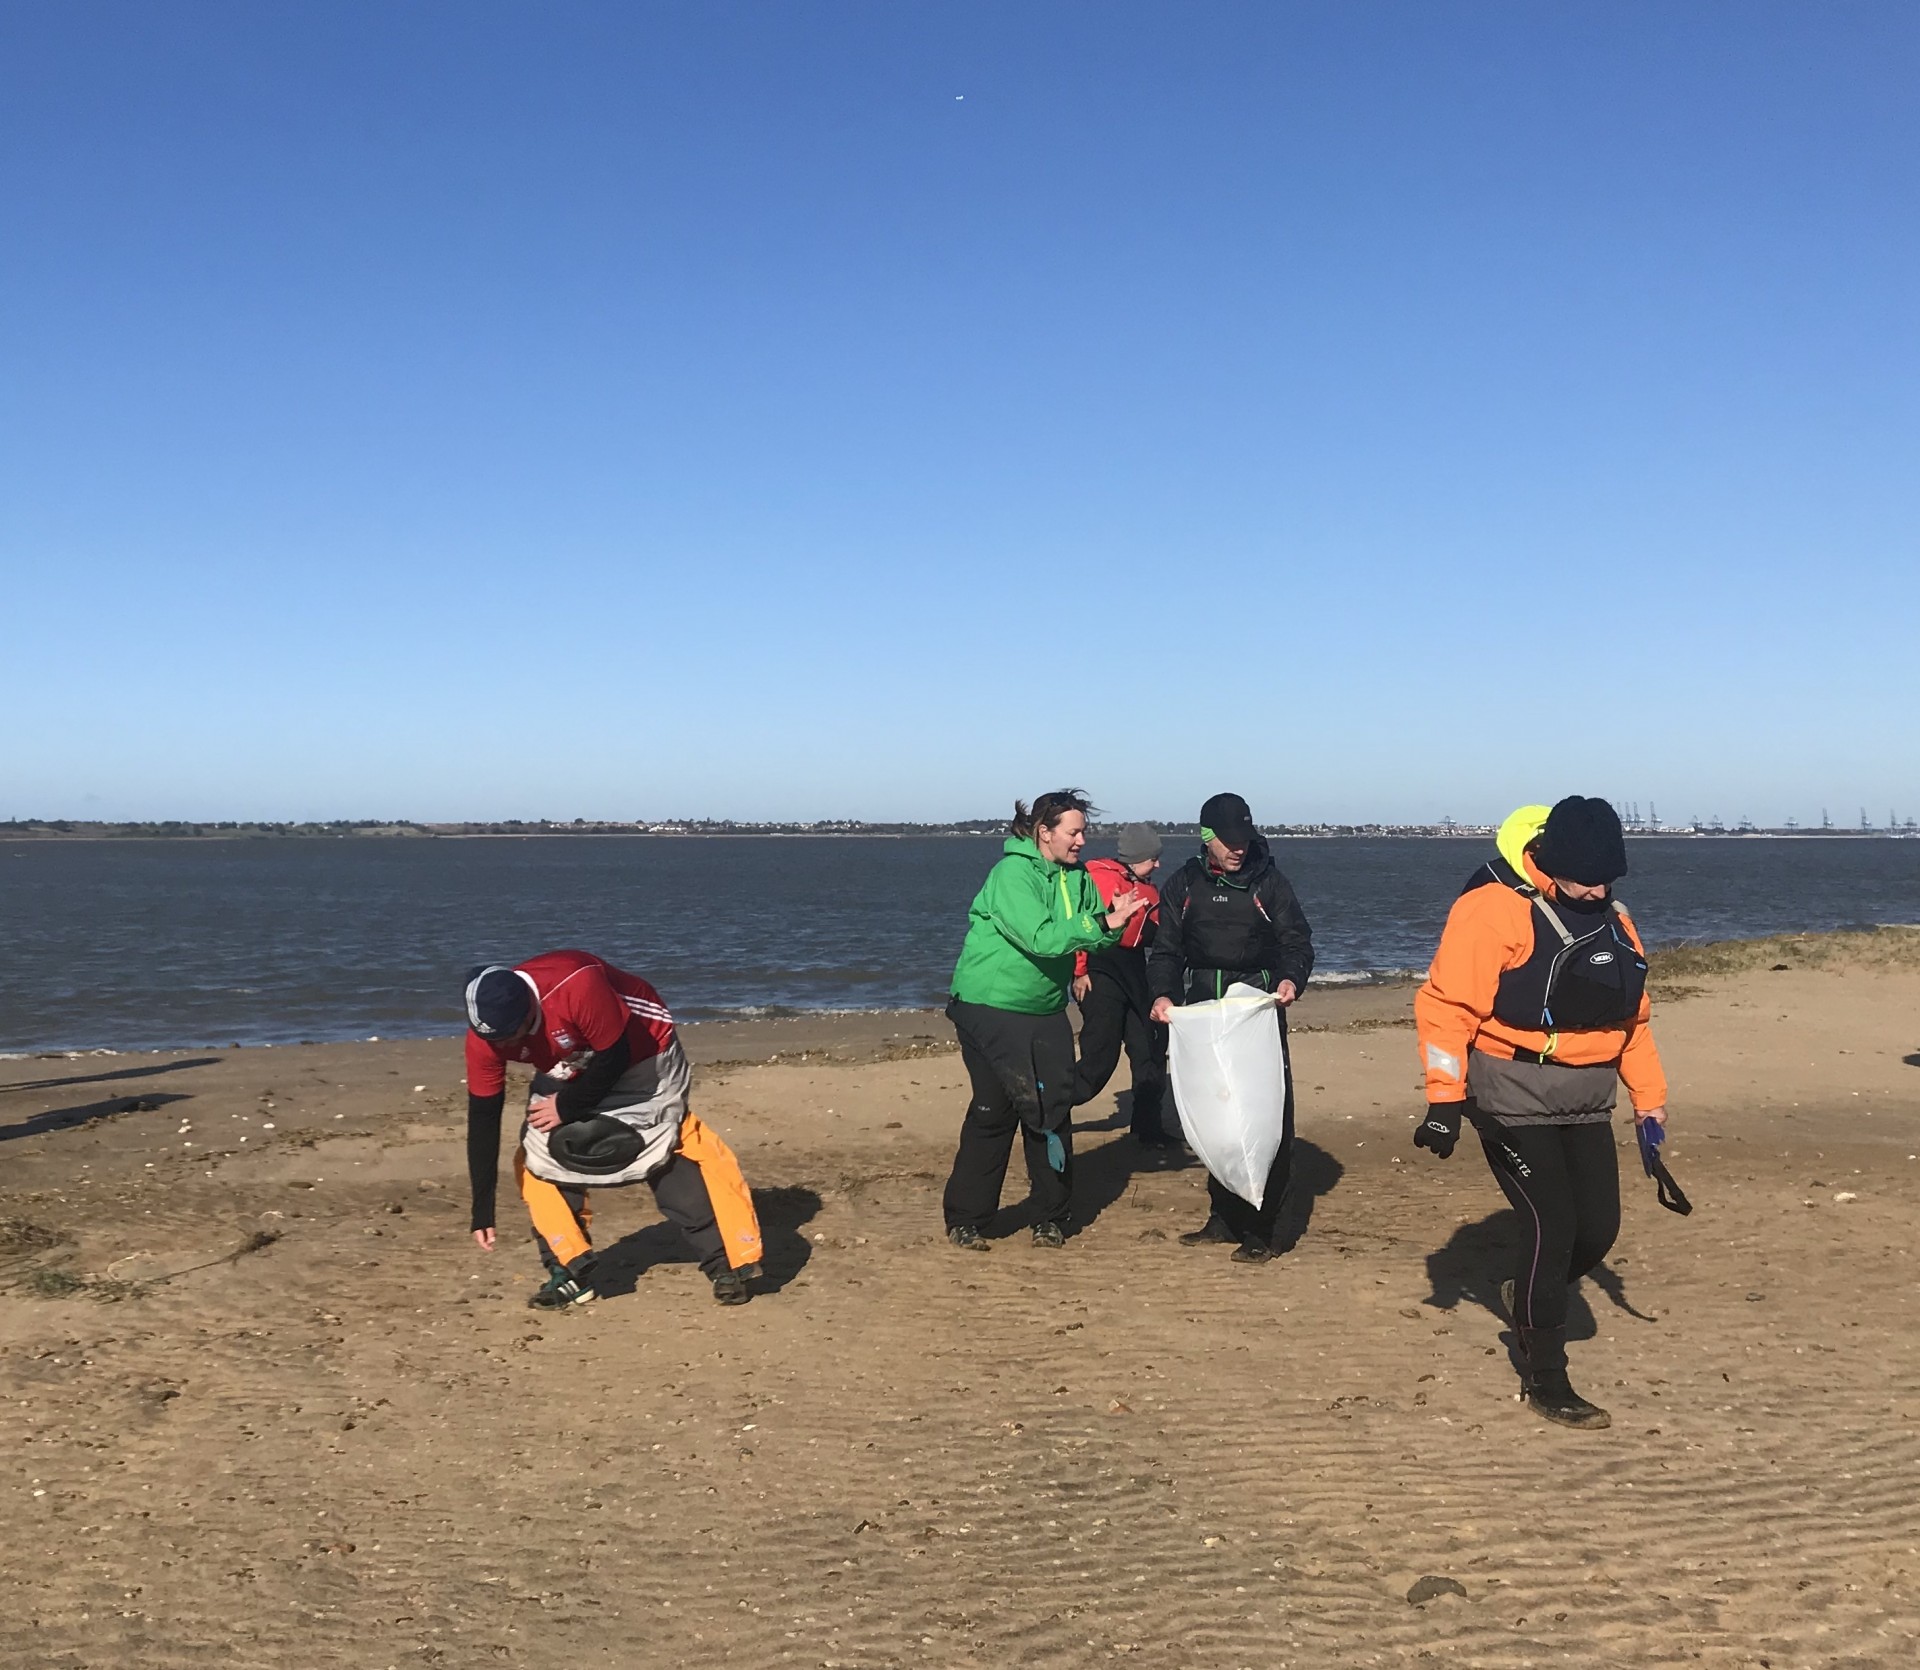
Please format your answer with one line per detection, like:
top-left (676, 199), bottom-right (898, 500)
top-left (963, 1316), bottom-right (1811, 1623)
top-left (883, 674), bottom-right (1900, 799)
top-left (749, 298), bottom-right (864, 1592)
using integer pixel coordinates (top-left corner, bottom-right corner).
top-left (1636, 1117), bottom-right (1665, 1175)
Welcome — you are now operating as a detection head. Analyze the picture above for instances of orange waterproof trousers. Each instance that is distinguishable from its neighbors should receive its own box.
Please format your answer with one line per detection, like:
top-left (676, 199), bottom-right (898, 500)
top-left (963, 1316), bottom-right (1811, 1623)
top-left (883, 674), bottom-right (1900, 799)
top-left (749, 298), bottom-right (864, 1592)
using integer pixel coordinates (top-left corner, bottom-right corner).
top-left (514, 1111), bottom-right (763, 1276)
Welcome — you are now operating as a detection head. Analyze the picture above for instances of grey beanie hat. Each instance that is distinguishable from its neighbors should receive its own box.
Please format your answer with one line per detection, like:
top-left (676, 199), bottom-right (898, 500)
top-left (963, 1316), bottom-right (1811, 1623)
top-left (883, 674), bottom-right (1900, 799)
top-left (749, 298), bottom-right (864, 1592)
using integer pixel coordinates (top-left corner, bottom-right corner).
top-left (1116, 823), bottom-right (1163, 864)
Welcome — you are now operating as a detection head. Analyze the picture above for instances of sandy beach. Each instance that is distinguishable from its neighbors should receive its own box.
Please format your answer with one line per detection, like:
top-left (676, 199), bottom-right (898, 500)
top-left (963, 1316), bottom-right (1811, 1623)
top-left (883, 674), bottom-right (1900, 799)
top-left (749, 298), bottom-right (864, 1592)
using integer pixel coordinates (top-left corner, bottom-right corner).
top-left (2, 930), bottom-right (1917, 1669)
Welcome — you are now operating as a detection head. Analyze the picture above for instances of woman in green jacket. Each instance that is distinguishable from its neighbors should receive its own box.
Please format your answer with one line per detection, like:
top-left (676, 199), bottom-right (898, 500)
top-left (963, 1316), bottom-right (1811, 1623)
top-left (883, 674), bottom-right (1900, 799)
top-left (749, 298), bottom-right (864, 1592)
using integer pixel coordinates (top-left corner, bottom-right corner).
top-left (943, 789), bottom-right (1150, 1249)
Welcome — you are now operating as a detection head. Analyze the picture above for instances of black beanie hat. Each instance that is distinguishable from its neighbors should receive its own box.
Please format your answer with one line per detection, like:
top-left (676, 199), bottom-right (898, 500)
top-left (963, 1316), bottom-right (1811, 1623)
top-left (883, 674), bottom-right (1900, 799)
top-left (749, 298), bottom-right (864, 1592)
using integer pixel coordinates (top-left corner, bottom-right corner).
top-left (465, 964), bottom-right (534, 1038)
top-left (1532, 796), bottom-right (1628, 887)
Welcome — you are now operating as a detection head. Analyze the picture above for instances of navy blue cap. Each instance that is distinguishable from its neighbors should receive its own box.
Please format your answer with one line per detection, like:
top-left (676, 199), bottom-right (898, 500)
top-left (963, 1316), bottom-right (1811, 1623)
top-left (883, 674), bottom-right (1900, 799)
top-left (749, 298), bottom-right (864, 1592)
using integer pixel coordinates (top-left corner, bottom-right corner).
top-left (1198, 792), bottom-right (1257, 847)
top-left (464, 964), bottom-right (534, 1038)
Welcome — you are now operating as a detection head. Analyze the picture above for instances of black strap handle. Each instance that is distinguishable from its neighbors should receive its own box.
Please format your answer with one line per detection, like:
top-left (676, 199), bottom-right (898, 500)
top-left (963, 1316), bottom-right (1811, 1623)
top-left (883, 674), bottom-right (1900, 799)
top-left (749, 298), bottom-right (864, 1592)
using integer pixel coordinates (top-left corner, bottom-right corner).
top-left (1638, 1132), bottom-right (1693, 1215)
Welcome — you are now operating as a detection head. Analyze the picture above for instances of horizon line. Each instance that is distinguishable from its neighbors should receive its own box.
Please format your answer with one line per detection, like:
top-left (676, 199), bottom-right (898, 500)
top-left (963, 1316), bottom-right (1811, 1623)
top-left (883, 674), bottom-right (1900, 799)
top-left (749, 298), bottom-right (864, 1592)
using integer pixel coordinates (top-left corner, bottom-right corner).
top-left (5, 815), bottom-right (1916, 840)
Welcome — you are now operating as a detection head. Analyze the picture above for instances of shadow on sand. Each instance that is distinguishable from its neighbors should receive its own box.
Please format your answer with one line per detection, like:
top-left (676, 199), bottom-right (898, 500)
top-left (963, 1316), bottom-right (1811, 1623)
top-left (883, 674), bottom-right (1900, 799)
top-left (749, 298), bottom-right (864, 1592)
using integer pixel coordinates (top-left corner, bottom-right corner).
top-left (592, 1183), bottom-right (822, 1301)
top-left (0, 1057), bottom-right (221, 1097)
top-left (0, 1091), bottom-right (194, 1144)
top-left (1271, 1139), bottom-right (1344, 1254)
top-left (979, 1099), bottom-right (1344, 1251)
top-left (1422, 1208), bottom-right (1656, 1375)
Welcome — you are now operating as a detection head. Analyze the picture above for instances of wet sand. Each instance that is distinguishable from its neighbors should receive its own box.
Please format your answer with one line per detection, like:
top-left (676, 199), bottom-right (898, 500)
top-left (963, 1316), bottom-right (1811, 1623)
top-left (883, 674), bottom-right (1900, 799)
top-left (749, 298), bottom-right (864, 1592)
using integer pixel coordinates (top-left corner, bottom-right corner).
top-left (2, 933), bottom-right (1917, 1667)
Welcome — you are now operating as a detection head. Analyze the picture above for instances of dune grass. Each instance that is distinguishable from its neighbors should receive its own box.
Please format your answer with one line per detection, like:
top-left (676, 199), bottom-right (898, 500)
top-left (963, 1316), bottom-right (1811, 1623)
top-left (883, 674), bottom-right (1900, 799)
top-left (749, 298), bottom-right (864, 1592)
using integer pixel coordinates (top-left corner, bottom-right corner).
top-left (1649, 924), bottom-right (1920, 984)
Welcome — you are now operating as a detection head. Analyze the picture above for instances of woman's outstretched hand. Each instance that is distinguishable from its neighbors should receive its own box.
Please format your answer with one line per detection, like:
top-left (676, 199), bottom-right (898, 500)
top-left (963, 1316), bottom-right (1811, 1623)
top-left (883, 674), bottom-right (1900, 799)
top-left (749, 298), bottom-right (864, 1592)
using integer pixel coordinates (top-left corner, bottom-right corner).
top-left (1105, 888), bottom-right (1149, 931)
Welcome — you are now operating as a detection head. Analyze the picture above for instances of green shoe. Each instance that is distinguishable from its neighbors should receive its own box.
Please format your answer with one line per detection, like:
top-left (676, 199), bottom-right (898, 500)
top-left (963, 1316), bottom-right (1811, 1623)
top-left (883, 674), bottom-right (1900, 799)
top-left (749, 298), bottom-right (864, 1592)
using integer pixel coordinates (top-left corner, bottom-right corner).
top-left (711, 1268), bottom-right (752, 1307)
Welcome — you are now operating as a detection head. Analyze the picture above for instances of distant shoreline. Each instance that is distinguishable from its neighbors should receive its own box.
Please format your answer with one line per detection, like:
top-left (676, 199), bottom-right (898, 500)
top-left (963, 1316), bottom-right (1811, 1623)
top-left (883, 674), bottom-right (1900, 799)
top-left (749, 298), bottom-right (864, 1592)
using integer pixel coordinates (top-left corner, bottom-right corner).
top-left (5, 821), bottom-right (1916, 843)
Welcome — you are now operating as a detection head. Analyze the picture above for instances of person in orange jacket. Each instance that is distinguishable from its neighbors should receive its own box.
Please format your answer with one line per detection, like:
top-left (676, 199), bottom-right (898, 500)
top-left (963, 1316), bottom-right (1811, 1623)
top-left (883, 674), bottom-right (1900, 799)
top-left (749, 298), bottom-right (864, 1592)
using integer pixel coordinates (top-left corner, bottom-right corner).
top-left (1412, 797), bottom-right (1668, 1430)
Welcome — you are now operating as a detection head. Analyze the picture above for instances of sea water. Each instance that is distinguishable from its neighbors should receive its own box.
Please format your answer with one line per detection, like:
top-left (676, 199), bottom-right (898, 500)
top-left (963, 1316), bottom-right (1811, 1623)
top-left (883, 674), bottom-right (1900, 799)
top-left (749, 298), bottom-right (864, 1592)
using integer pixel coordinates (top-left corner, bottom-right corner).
top-left (2, 834), bottom-right (1915, 1053)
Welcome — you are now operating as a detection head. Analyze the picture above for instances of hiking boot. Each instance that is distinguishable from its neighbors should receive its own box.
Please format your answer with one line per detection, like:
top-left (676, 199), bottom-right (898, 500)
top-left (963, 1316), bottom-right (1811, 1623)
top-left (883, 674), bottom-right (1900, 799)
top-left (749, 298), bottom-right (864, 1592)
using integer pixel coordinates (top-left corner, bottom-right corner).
top-left (1031, 1221), bottom-right (1067, 1249)
top-left (710, 1268), bottom-right (752, 1307)
top-left (946, 1225), bottom-right (990, 1253)
top-left (1230, 1240), bottom-right (1274, 1265)
top-left (527, 1263), bottom-right (596, 1310)
top-left (1178, 1217), bottom-right (1236, 1247)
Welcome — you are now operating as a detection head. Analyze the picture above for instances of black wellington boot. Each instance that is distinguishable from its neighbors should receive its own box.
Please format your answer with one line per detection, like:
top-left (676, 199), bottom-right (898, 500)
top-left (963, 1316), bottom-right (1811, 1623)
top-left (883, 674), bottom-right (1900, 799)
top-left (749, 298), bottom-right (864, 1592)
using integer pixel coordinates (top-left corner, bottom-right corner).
top-left (1517, 1326), bottom-right (1610, 1430)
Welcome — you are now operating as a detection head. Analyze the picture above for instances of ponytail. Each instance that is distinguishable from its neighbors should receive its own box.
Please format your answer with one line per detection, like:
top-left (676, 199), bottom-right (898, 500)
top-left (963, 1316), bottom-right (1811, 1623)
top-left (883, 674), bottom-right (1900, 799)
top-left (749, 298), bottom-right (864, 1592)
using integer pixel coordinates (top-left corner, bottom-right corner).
top-left (1011, 788), bottom-right (1095, 841)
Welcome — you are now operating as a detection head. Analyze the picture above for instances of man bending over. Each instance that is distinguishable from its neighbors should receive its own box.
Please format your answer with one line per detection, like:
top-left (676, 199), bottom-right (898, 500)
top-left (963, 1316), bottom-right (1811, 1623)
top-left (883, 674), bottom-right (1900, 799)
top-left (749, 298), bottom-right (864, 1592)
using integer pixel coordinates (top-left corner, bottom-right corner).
top-left (463, 949), bottom-right (764, 1308)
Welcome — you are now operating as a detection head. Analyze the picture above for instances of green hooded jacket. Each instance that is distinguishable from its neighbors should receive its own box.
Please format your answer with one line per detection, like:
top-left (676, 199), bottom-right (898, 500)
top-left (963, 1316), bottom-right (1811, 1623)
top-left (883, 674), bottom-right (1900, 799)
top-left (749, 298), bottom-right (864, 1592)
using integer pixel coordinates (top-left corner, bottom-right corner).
top-left (950, 837), bottom-right (1119, 1015)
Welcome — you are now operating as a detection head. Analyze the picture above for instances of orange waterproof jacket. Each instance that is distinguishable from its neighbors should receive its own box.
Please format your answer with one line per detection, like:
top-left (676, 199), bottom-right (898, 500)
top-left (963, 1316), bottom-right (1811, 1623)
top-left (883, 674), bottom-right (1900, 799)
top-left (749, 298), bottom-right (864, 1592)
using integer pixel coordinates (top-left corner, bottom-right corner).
top-left (1414, 808), bottom-right (1668, 1112)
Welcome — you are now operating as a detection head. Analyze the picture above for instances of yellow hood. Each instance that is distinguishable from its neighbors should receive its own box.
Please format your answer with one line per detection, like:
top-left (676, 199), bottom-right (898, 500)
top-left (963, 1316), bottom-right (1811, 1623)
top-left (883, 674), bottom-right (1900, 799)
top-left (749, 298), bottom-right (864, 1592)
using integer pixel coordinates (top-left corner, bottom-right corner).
top-left (1495, 805), bottom-right (1551, 876)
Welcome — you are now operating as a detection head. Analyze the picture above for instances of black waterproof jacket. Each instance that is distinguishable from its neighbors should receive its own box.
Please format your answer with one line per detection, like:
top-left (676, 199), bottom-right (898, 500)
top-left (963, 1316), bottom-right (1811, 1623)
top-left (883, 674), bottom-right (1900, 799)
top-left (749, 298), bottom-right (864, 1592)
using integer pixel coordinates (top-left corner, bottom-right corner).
top-left (1147, 838), bottom-right (1316, 1005)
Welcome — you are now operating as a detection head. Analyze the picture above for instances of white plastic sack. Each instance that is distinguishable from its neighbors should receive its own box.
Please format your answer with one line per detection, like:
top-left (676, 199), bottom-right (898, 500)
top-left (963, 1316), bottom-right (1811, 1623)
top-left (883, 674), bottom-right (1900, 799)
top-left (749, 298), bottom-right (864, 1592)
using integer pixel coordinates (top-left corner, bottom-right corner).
top-left (1165, 983), bottom-right (1288, 1209)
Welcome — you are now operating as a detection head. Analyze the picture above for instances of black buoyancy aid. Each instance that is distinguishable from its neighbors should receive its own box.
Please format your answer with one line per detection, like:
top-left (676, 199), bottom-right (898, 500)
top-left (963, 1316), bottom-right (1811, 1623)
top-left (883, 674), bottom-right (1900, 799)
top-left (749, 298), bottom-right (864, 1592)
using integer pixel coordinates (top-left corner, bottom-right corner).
top-left (1466, 856), bottom-right (1648, 1032)
top-left (1179, 862), bottom-right (1279, 989)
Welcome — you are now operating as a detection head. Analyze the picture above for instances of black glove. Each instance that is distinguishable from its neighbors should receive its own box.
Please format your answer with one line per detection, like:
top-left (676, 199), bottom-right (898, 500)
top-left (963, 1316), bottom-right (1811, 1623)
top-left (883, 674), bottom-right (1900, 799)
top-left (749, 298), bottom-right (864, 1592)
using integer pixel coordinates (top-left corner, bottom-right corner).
top-left (1413, 1102), bottom-right (1464, 1159)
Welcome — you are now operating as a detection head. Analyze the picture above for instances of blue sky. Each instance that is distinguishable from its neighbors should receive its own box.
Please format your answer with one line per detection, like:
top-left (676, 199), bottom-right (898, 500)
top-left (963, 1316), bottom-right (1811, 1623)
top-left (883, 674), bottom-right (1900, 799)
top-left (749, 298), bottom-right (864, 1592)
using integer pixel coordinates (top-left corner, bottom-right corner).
top-left (2, 2), bottom-right (1915, 827)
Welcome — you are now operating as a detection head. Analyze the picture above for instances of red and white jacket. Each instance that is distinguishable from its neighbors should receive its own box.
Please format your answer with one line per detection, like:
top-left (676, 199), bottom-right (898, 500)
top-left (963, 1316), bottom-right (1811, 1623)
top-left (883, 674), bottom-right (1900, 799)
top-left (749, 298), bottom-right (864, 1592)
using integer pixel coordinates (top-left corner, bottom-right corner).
top-left (464, 949), bottom-right (675, 1098)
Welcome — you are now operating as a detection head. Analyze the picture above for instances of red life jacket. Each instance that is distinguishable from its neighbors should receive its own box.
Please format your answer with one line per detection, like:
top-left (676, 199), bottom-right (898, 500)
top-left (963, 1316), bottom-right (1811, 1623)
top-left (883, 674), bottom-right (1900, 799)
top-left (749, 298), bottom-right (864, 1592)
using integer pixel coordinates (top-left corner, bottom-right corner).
top-left (1083, 857), bottom-right (1158, 950)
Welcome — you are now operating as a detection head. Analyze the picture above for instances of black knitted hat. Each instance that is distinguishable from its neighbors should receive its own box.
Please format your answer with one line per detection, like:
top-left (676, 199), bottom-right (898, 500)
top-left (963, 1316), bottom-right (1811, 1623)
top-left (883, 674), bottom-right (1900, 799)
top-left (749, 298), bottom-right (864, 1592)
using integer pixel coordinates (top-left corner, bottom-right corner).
top-left (1532, 796), bottom-right (1628, 886)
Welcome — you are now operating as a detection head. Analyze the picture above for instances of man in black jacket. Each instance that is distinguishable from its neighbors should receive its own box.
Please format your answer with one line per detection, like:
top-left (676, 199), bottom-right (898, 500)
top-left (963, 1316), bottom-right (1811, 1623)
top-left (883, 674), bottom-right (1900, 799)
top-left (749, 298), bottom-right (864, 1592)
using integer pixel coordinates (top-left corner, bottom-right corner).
top-left (1148, 792), bottom-right (1315, 1263)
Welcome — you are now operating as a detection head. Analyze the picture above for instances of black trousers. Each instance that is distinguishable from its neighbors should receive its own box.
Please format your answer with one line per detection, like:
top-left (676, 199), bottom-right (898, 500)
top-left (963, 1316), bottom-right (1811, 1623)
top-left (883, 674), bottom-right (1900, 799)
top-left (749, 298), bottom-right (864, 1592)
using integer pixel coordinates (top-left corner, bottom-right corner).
top-left (942, 1000), bottom-right (1077, 1232)
top-left (533, 1151), bottom-right (733, 1279)
top-left (1477, 1119), bottom-right (1621, 1334)
top-left (1159, 998), bottom-right (1297, 1251)
top-left (1184, 1004), bottom-right (1296, 1247)
top-left (1070, 949), bottom-right (1167, 1138)
top-left (1209, 1137), bottom-right (1293, 1247)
